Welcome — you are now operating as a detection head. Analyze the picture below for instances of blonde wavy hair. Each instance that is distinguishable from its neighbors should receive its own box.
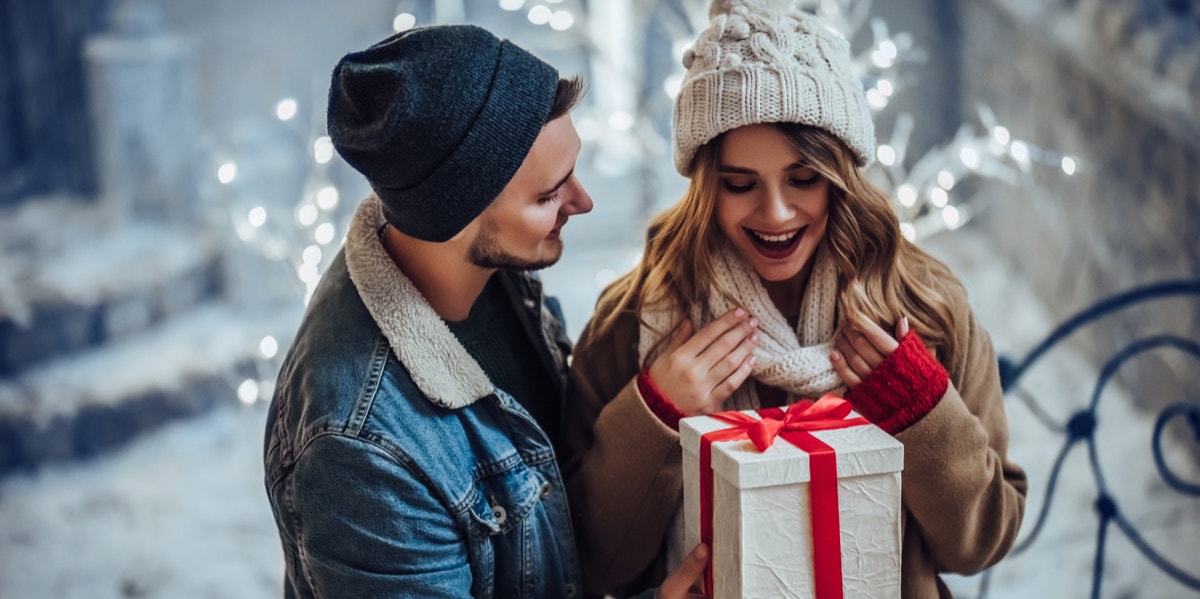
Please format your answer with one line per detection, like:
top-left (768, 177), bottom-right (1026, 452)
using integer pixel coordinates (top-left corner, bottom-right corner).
top-left (596, 123), bottom-right (963, 366)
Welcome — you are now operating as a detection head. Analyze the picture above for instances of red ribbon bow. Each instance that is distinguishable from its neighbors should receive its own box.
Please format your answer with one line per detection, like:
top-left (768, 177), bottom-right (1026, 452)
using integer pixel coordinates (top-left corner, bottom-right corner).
top-left (698, 395), bottom-right (867, 598)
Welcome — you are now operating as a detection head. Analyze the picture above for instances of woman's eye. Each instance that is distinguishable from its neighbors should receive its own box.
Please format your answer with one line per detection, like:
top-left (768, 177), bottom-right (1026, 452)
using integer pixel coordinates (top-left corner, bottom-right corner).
top-left (537, 192), bottom-right (561, 205)
top-left (722, 180), bottom-right (755, 193)
top-left (789, 166), bottom-right (821, 187)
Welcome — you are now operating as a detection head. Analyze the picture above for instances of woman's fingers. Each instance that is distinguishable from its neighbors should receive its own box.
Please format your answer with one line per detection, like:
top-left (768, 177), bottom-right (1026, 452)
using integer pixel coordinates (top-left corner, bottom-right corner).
top-left (710, 335), bottom-right (759, 403)
top-left (833, 331), bottom-right (872, 381)
top-left (832, 314), bottom-right (910, 388)
top-left (695, 316), bottom-right (758, 370)
top-left (846, 315), bottom-right (900, 355)
top-left (840, 327), bottom-right (885, 368)
top-left (690, 311), bottom-right (759, 411)
top-left (647, 308), bottom-right (760, 415)
top-left (680, 309), bottom-right (755, 361)
top-left (829, 349), bottom-right (861, 388)
top-left (659, 318), bottom-right (693, 356)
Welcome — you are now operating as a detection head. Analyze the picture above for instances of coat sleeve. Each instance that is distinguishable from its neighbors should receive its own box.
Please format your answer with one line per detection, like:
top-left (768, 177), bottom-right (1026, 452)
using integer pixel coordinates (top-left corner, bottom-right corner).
top-left (560, 294), bottom-right (684, 597)
top-left (286, 434), bottom-right (473, 598)
top-left (894, 289), bottom-right (1029, 574)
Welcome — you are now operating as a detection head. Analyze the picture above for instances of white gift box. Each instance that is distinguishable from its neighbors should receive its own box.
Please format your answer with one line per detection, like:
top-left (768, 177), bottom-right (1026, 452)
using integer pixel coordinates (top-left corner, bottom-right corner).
top-left (680, 404), bottom-right (904, 599)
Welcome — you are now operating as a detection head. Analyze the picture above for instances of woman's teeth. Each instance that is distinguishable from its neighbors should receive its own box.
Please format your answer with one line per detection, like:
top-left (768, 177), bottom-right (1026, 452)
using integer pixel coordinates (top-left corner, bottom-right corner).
top-left (745, 226), bottom-right (805, 257)
top-left (750, 230), bottom-right (799, 243)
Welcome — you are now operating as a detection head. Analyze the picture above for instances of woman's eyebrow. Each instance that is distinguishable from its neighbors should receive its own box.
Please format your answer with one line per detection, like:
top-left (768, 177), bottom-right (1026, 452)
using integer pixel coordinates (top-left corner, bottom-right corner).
top-left (718, 161), bottom-right (808, 174)
top-left (718, 165), bottom-right (756, 174)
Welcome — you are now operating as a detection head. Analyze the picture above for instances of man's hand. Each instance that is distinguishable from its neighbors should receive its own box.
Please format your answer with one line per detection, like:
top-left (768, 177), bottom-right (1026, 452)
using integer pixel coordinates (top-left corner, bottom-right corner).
top-left (657, 543), bottom-right (709, 599)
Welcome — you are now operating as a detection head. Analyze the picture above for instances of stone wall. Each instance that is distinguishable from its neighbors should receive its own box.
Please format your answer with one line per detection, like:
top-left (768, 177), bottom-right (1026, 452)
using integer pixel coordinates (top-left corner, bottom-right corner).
top-left (959, 0), bottom-right (1200, 411)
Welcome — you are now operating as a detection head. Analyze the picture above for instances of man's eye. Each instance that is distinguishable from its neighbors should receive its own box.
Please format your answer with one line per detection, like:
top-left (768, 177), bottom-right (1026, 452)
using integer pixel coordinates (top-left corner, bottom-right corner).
top-left (722, 180), bottom-right (754, 193)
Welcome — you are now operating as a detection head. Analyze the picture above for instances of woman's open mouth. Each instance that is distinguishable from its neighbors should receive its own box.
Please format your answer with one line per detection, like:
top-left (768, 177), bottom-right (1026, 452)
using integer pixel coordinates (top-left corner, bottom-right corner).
top-left (745, 226), bottom-right (804, 260)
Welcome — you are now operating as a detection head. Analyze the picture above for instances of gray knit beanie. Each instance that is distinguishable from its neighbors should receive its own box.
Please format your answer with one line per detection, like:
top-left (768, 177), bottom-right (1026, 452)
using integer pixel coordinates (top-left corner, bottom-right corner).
top-left (673, 0), bottom-right (876, 174)
top-left (327, 25), bottom-right (559, 242)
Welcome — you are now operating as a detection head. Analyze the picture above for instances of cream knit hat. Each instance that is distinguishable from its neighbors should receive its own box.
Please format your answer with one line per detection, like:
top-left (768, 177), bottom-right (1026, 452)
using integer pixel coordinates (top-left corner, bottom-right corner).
top-left (673, 0), bottom-right (876, 174)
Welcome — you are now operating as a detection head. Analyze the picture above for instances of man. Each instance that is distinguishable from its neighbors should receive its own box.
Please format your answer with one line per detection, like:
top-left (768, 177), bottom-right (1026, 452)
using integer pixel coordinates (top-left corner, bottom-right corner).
top-left (262, 23), bottom-right (710, 599)
top-left (261, 24), bottom-right (591, 598)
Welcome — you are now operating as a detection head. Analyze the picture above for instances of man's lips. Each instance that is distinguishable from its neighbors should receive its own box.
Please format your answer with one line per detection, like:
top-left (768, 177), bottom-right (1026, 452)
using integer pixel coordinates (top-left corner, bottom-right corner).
top-left (547, 216), bottom-right (569, 240)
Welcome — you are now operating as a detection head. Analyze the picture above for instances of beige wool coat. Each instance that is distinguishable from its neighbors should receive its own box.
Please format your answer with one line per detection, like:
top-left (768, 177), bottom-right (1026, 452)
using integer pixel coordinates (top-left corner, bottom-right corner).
top-left (561, 274), bottom-right (1028, 599)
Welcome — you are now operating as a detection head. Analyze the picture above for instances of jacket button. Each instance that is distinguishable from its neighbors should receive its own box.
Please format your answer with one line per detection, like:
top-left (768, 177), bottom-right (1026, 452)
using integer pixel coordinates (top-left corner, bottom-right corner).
top-left (539, 481), bottom-right (553, 499)
top-left (491, 504), bottom-right (507, 525)
top-left (564, 583), bottom-right (576, 597)
top-left (524, 298), bottom-right (537, 310)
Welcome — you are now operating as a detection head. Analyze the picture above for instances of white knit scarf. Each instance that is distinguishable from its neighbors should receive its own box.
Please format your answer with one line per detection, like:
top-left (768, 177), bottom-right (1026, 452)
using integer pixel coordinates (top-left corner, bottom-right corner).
top-left (637, 239), bottom-right (844, 412)
top-left (644, 239), bottom-right (846, 573)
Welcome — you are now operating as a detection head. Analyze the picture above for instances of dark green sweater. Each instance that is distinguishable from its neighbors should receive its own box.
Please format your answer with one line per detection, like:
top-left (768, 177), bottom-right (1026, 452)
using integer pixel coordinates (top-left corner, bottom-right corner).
top-left (445, 275), bottom-right (559, 441)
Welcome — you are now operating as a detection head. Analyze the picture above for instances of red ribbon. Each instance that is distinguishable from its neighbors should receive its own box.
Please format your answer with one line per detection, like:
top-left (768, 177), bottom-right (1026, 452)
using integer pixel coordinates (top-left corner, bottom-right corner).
top-left (698, 395), bottom-right (867, 598)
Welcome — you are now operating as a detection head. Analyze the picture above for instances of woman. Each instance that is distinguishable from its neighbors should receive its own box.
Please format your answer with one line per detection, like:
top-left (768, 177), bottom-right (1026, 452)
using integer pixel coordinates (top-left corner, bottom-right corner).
top-left (561, 1), bottom-right (1028, 597)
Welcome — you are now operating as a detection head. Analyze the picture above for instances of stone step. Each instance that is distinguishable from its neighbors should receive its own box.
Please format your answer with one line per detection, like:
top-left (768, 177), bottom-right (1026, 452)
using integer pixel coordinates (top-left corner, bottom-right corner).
top-left (0, 300), bottom-right (301, 479)
top-left (0, 200), bottom-right (225, 377)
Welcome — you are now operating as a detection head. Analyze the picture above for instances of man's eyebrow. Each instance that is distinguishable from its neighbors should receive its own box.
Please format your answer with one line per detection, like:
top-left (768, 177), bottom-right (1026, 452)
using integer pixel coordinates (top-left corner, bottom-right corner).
top-left (538, 169), bottom-right (574, 197)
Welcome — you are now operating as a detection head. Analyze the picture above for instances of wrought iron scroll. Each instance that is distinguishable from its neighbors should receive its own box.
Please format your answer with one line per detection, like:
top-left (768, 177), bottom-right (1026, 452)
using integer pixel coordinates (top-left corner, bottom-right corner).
top-left (978, 278), bottom-right (1200, 599)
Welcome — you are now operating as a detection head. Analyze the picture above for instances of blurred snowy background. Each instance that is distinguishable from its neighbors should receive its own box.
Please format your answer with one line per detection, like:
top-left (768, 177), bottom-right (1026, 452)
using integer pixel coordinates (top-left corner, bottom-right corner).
top-left (0, 0), bottom-right (1198, 597)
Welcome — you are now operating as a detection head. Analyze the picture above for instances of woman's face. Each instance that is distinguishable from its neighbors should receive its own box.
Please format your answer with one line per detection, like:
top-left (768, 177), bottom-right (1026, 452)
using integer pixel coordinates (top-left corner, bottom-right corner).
top-left (714, 124), bottom-right (831, 282)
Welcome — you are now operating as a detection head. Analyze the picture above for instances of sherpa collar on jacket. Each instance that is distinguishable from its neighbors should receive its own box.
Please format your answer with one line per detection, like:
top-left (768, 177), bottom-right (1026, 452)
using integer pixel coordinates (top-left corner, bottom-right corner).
top-left (343, 195), bottom-right (492, 410)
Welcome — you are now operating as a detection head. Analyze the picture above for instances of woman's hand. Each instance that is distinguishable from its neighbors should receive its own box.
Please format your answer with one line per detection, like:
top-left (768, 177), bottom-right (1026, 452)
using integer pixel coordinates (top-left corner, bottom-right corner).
top-left (645, 308), bottom-right (759, 416)
top-left (830, 315), bottom-right (908, 388)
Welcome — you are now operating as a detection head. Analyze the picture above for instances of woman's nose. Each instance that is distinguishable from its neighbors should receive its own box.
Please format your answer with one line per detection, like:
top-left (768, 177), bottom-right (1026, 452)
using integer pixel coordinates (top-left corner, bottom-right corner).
top-left (758, 185), bottom-right (793, 222)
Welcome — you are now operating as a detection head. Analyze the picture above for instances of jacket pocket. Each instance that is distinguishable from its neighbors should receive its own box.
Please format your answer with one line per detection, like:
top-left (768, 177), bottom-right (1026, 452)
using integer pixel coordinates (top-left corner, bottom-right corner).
top-left (467, 458), bottom-right (543, 535)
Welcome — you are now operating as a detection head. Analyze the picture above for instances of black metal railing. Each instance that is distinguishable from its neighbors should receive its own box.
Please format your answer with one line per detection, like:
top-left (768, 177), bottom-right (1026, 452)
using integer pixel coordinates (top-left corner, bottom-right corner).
top-left (977, 278), bottom-right (1200, 599)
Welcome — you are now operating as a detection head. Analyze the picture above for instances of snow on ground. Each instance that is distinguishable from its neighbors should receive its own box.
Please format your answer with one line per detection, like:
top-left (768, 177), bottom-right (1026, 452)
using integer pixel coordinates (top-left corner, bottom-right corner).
top-left (0, 208), bottom-right (1197, 597)
top-left (0, 404), bottom-right (281, 599)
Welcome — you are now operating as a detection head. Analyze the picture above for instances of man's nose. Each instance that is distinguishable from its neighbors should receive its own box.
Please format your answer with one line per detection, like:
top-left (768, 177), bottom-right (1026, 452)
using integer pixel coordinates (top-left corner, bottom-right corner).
top-left (562, 176), bottom-right (593, 216)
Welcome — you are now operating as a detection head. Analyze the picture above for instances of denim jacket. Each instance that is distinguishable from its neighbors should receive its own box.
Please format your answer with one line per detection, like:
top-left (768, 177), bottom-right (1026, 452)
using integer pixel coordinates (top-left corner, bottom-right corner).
top-left (263, 196), bottom-right (581, 599)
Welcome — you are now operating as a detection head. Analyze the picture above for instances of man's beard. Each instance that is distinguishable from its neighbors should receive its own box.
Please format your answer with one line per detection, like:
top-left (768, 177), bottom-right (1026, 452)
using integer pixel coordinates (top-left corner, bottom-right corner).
top-left (467, 218), bottom-right (562, 271)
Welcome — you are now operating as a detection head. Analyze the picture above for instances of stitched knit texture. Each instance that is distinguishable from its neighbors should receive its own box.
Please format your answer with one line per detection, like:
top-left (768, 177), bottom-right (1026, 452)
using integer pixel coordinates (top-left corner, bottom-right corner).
top-left (846, 330), bottom-right (948, 434)
top-left (328, 25), bottom-right (558, 242)
top-left (637, 369), bottom-right (686, 430)
top-left (638, 239), bottom-right (843, 413)
top-left (672, 0), bottom-right (875, 174)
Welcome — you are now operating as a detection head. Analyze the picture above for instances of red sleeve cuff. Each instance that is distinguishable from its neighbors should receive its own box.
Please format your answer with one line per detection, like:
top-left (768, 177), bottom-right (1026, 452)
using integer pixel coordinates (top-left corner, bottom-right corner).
top-left (637, 370), bottom-right (686, 431)
top-left (846, 330), bottom-right (948, 434)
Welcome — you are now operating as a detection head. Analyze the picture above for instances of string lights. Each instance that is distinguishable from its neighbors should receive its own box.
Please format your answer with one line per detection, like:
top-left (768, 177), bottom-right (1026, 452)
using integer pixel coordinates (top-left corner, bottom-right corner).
top-left (217, 90), bottom-right (348, 403)
top-left (871, 103), bottom-right (1080, 241)
top-left (779, 0), bottom-right (1076, 241)
top-left (219, 0), bottom-right (1077, 402)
